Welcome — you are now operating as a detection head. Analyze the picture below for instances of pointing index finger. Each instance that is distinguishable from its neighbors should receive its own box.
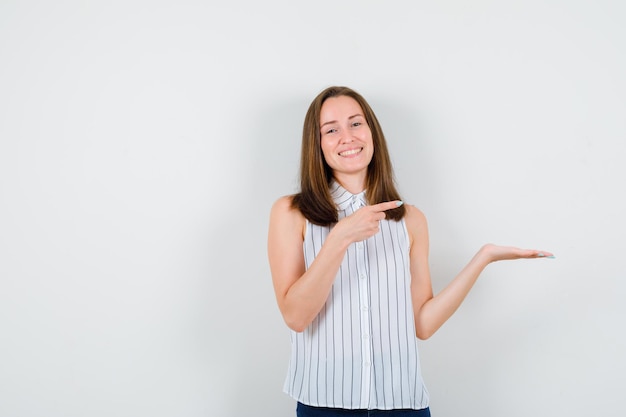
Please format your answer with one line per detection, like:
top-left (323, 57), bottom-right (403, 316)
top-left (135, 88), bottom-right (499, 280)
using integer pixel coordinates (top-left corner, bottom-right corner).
top-left (371, 200), bottom-right (404, 212)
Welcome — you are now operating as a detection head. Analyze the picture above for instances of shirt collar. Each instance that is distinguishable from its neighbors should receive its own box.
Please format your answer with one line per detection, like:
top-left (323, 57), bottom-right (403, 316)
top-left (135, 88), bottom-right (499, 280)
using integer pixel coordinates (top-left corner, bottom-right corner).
top-left (330, 180), bottom-right (367, 210)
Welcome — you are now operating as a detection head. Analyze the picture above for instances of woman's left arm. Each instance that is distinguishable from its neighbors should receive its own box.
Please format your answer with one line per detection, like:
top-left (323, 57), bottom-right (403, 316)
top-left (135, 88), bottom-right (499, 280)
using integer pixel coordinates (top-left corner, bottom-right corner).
top-left (406, 205), bottom-right (553, 340)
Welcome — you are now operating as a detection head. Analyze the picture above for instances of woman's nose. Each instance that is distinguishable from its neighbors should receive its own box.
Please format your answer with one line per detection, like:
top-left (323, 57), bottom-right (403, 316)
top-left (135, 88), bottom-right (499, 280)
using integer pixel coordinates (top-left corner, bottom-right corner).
top-left (339, 131), bottom-right (355, 144)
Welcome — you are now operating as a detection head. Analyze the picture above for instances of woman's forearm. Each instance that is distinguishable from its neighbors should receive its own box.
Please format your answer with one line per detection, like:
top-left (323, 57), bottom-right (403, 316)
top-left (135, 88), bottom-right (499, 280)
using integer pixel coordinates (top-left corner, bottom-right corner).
top-left (280, 233), bottom-right (350, 332)
top-left (415, 247), bottom-right (492, 339)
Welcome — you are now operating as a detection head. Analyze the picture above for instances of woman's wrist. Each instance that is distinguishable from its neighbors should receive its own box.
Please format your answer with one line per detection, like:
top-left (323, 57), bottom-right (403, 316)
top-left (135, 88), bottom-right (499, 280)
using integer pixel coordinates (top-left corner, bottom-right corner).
top-left (476, 244), bottom-right (497, 265)
top-left (325, 226), bottom-right (353, 254)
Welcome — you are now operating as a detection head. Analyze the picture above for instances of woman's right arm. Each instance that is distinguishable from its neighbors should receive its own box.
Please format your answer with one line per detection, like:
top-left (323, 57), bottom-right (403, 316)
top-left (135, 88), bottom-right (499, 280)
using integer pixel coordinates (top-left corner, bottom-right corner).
top-left (267, 196), bottom-right (350, 332)
top-left (268, 196), bottom-right (401, 332)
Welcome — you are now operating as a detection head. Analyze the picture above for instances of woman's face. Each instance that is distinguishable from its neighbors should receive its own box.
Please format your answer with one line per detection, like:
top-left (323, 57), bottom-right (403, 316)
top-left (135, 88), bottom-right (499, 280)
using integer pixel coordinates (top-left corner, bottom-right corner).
top-left (319, 95), bottom-right (374, 184)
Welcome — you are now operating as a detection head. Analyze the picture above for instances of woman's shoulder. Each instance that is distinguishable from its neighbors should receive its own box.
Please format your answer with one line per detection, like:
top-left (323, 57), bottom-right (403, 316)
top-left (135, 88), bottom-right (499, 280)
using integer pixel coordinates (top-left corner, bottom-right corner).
top-left (403, 203), bottom-right (428, 231)
top-left (272, 194), bottom-right (297, 213)
top-left (271, 195), bottom-right (306, 223)
top-left (402, 204), bottom-right (429, 249)
top-left (270, 195), bottom-right (306, 240)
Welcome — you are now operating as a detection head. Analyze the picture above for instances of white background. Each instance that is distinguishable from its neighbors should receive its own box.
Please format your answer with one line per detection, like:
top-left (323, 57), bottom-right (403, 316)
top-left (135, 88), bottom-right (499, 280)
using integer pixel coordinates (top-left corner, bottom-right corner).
top-left (1, 1), bottom-right (624, 416)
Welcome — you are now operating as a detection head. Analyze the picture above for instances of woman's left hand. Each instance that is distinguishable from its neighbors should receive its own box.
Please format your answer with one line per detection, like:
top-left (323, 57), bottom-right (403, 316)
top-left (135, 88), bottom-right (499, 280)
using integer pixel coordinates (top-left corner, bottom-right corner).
top-left (479, 243), bottom-right (554, 263)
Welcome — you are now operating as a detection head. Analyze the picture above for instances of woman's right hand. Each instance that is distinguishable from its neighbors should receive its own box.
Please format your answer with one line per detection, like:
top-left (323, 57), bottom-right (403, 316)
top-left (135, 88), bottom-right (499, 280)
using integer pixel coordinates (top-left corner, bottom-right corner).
top-left (331, 201), bottom-right (403, 244)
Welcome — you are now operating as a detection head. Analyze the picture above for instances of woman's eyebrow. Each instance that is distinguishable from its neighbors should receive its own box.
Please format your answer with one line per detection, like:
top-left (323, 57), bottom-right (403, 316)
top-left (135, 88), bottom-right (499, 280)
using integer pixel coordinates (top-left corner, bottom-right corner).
top-left (320, 120), bottom-right (337, 129)
top-left (320, 114), bottom-right (363, 129)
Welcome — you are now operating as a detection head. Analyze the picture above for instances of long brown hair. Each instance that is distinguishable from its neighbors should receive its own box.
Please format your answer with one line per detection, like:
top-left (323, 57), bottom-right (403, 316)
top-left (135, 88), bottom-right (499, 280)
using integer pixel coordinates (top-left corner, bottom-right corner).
top-left (292, 86), bottom-right (406, 225)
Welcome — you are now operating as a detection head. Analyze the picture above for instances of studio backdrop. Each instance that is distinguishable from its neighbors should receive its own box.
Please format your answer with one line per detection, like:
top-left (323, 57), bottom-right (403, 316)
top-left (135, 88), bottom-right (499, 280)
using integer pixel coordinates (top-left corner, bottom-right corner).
top-left (0, 1), bottom-right (624, 416)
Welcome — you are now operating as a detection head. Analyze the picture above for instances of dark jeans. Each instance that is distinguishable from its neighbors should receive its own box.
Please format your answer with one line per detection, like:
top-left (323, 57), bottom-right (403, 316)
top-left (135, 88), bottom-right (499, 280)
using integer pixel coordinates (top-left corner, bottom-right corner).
top-left (296, 402), bottom-right (431, 417)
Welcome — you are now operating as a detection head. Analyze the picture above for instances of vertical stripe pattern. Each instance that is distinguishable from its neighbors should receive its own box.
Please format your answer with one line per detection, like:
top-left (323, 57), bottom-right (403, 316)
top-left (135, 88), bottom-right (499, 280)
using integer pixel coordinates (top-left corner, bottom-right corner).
top-left (284, 182), bottom-right (429, 410)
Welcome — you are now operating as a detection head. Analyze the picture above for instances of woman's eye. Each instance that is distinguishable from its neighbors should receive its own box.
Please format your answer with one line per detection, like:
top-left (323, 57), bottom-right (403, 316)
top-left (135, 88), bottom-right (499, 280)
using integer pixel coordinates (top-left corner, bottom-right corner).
top-left (325, 128), bottom-right (337, 134)
top-left (352, 122), bottom-right (362, 127)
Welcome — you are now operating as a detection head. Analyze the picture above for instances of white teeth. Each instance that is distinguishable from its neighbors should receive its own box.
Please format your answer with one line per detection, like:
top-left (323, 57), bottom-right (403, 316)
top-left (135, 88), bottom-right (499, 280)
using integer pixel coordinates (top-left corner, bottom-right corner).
top-left (339, 148), bottom-right (362, 156)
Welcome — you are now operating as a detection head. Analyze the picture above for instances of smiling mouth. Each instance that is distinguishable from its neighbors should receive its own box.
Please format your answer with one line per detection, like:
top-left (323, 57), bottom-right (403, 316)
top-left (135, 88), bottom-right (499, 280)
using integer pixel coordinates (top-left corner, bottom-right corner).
top-left (339, 148), bottom-right (363, 157)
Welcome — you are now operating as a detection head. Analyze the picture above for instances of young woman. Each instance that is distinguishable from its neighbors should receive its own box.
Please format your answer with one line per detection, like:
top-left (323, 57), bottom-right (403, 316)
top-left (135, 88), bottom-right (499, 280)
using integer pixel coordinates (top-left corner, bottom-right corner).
top-left (267, 86), bottom-right (553, 416)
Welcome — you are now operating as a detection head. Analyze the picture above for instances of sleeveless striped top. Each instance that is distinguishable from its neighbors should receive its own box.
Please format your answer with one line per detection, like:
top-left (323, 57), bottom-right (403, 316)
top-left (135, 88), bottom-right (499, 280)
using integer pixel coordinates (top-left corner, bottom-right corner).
top-left (284, 181), bottom-right (429, 410)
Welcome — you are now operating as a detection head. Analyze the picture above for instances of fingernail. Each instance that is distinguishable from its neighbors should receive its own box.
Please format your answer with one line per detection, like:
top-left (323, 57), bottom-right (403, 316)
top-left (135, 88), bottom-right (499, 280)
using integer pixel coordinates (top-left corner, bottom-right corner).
top-left (537, 253), bottom-right (545, 257)
top-left (396, 201), bottom-right (403, 207)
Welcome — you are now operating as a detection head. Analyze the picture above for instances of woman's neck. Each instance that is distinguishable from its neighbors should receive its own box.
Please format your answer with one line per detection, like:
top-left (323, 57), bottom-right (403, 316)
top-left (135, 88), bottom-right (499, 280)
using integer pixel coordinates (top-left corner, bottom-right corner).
top-left (334, 172), bottom-right (366, 195)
